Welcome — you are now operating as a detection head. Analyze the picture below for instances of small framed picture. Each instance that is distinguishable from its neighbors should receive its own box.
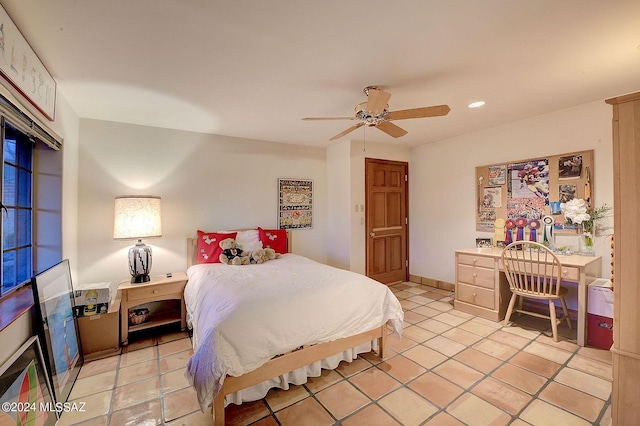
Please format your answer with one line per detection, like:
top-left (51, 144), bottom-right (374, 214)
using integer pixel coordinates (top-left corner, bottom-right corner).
top-left (0, 336), bottom-right (58, 425)
top-left (475, 238), bottom-right (493, 248)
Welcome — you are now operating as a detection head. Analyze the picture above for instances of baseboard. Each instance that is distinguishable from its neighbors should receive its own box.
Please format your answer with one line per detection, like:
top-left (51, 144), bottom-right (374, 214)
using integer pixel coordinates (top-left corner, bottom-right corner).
top-left (409, 274), bottom-right (455, 292)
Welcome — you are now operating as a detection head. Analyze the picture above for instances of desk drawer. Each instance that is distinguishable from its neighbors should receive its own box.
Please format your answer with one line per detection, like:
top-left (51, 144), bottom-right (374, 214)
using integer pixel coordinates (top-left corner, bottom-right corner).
top-left (457, 264), bottom-right (494, 289)
top-left (458, 254), bottom-right (495, 269)
top-left (127, 281), bottom-right (184, 303)
top-left (457, 282), bottom-right (495, 310)
top-left (498, 261), bottom-right (580, 283)
top-left (560, 267), bottom-right (579, 282)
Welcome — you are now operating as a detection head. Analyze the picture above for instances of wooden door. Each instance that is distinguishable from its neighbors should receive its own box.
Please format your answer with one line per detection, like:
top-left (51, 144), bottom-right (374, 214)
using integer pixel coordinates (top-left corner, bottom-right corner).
top-left (365, 158), bottom-right (408, 284)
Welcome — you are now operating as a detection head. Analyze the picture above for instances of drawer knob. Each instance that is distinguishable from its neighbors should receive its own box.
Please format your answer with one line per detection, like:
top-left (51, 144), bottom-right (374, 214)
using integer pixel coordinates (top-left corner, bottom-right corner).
top-left (472, 258), bottom-right (477, 264)
top-left (153, 290), bottom-right (159, 294)
top-left (472, 292), bottom-right (477, 301)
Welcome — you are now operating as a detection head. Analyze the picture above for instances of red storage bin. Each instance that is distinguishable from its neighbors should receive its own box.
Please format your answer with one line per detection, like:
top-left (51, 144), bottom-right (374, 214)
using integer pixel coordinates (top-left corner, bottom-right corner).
top-left (587, 279), bottom-right (613, 350)
top-left (587, 313), bottom-right (613, 350)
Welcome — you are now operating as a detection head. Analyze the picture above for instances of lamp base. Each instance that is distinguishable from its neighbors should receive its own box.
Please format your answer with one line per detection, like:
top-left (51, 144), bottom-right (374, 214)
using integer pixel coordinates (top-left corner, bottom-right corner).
top-left (131, 274), bottom-right (151, 284)
top-left (129, 239), bottom-right (153, 284)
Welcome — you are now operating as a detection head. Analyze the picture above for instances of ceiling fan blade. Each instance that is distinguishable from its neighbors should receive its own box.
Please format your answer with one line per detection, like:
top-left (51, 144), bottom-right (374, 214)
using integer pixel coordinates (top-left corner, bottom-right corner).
top-left (302, 117), bottom-right (356, 121)
top-left (376, 121), bottom-right (408, 138)
top-left (386, 105), bottom-right (451, 120)
top-left (329, 122), bottom-right (364, 141)
top-left (366, 88), bottom-right (392, 115)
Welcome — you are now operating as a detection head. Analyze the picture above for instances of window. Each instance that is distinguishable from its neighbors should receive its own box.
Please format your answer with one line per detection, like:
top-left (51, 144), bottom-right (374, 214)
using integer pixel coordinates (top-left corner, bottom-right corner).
top-left (1, 121), bottom-right (33, 296)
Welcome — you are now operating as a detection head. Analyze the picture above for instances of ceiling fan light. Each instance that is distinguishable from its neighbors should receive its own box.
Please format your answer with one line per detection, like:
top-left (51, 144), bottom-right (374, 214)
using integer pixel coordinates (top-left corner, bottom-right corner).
top-left (468, 101), bottom-right (486, 108)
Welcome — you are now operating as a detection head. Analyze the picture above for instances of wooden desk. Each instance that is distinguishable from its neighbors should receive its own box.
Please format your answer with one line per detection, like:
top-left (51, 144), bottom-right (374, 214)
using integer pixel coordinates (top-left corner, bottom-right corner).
top-left (454, 247), bottom-right (601, 346)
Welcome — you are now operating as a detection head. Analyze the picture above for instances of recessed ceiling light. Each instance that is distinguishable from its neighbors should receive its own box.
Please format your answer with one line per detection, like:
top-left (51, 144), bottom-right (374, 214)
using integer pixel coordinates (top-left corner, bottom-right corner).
top-left (468, 101), bottom-right (486, 108)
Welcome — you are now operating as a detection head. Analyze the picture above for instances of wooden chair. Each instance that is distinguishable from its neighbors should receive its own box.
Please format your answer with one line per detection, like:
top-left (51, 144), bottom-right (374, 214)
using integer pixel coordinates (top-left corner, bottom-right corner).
top-left (501, 241), bottom-right (572, 341)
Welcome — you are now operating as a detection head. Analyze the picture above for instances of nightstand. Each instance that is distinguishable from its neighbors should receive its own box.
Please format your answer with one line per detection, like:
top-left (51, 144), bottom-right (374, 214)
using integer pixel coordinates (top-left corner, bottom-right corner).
top-left (118, 272), bottom-right (188, 345)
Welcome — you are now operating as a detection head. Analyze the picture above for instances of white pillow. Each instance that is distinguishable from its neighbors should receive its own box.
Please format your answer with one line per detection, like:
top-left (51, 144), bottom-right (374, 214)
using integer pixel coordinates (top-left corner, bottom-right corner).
top-left (218, 229), bottom-right (263, 252)
top-left (236, 230), bottom-right (262, 251)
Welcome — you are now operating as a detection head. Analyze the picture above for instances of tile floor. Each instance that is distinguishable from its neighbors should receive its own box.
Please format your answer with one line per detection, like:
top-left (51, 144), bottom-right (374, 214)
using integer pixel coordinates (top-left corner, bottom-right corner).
top-left (59, 281), bottom-right (612, 425)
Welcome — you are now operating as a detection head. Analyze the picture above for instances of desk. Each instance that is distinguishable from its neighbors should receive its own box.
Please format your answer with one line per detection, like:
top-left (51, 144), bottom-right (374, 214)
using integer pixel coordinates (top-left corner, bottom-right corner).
top-left (454, 247), bottom-right (601, 346)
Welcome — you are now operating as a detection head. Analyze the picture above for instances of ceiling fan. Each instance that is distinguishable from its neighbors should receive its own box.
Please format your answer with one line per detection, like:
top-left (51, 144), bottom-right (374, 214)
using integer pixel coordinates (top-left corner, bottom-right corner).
top-left (302, 86), bottom-right (450, 141)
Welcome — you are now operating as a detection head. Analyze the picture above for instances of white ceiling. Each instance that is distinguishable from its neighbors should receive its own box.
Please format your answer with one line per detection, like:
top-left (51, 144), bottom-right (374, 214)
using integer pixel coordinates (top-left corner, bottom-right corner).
top-left (2, 0), bottom-right (639, 148)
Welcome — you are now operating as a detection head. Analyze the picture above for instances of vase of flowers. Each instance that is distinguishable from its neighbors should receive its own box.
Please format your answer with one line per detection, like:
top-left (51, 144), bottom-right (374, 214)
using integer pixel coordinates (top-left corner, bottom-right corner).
top-left (560, 199), bottom-right (612, 256)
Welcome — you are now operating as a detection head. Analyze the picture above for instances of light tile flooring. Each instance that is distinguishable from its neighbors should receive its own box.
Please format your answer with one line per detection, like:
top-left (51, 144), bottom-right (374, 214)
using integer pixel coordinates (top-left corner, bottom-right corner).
top-left (59, 281), bottom-right (612, 425)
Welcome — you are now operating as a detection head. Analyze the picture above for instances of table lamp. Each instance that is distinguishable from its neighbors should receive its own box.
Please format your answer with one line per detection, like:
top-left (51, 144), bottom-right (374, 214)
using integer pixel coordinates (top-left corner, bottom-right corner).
top-left (113, 195), bottom-right (162, 283)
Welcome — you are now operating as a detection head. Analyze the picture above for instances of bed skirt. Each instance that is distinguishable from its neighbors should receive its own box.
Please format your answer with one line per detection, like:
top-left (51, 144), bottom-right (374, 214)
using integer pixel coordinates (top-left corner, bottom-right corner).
top-left (222, 340), bottom-right (377, 406)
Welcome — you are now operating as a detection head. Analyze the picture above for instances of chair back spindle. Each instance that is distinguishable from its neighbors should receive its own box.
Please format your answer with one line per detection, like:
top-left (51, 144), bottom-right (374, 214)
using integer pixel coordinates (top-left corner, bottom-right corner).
top-left (501, 240), bottom-right (571, 342)
top-left (502, 241), bottom-right (562, 297)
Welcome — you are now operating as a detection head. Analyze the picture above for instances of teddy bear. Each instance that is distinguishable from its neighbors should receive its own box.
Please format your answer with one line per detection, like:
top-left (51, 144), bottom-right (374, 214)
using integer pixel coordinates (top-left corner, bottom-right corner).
top-left (249, 248), bottom-right (265, 264)
top-left (247, 247), bottom-right (281, 264)
top-left (219, 238), bottom-right (250, 265)
top-left (261, 247), bottom-right (281, 263)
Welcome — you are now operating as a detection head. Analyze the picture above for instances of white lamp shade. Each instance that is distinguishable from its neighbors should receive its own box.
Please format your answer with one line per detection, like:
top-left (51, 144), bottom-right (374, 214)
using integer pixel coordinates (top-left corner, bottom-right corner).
top-left (113, 196), bottom-right (162, 239)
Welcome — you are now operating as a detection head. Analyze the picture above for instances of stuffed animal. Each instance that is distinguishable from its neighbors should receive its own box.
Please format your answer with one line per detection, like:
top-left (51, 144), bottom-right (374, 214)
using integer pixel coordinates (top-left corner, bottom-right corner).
top-left (219, 238), bottom-right (250, 265)
top-left (261, 247), bottom-right (281, 263)
top-left (247, 247), bottom-right (281, 264)
top-left (249, 248), bottom-right (265, 264)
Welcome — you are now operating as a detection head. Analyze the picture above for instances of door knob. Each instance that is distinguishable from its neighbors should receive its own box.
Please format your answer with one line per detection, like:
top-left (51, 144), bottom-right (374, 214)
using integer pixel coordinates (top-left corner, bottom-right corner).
top-left (370, 232), bottom-right (375, 237)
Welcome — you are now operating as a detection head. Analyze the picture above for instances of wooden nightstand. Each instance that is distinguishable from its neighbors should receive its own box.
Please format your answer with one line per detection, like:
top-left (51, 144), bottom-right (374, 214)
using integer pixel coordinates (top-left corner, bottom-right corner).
top-left (118, 272), bottom-right (188, 345)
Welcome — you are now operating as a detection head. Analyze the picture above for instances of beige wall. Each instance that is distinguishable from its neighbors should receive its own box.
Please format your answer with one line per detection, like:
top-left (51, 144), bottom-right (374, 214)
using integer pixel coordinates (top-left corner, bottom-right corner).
top-left (326, 140), bottom-right (411, 274)
top-left (326, 140), bottom-right (351, 270)
top-left (76, 119), bottom-right (328, 286)
top-left (51, 93), bottom-right (81, 282)
top-left (0, 311), bottom-right (33, 367)
top-left (409, 100), bottom-right (614, 308)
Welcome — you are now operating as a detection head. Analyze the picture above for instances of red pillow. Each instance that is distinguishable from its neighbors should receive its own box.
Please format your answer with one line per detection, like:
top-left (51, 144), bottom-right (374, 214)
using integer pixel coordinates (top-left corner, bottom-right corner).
top-left (258, 227), bottom-right (288, 254)
top-left (196, 230), bottom-right (237, 264)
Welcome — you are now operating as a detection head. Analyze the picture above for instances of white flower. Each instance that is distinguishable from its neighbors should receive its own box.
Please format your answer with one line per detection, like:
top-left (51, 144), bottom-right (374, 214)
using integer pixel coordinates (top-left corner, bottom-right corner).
top-left (560, 198), bottom-right (591, 225)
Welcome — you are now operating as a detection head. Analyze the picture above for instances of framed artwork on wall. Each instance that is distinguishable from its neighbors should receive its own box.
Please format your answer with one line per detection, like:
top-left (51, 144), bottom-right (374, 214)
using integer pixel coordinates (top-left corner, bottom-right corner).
top-left (31, 259), bottom-right (83, 404)
top-left (278, 178), bottom-right (313, 229)
top-left (0, 5), bottom-right (57, 120)
top-left (0, 336), bottom-right (58, 425)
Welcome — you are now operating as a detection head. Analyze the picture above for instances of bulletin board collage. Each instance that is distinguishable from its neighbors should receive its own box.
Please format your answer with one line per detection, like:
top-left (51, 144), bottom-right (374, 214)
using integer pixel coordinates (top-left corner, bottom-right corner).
top-left (475, 150), bottom-right (594, 247)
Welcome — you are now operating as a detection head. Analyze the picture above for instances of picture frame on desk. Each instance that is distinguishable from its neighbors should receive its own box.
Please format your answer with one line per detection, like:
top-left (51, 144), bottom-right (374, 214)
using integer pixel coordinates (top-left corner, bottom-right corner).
top-left (31, 259), bottom-right (83, 404)
top-left (0, 336), bottom-right (58, 425)
top-left (475, 238), bottom-right (493, 248)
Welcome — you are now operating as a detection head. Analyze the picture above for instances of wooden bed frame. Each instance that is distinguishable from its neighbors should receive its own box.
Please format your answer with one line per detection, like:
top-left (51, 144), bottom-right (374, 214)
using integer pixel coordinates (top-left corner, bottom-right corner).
top-left (185, 234), bottom-right (389, 426)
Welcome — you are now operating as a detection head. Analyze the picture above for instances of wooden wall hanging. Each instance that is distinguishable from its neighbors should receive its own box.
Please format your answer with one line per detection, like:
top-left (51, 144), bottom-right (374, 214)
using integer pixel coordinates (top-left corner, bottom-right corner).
top-left (475, 150), bottom-right (594, 237)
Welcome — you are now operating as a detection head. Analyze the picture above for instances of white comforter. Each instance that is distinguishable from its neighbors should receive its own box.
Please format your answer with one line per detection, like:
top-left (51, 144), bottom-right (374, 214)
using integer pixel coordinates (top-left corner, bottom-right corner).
top-left (184, 253), bottom-right (404, 410)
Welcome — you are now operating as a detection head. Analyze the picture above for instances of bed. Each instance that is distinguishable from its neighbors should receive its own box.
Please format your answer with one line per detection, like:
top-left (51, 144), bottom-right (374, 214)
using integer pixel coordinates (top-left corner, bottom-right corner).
top-left (183, 229), bottom-right (404, 425)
